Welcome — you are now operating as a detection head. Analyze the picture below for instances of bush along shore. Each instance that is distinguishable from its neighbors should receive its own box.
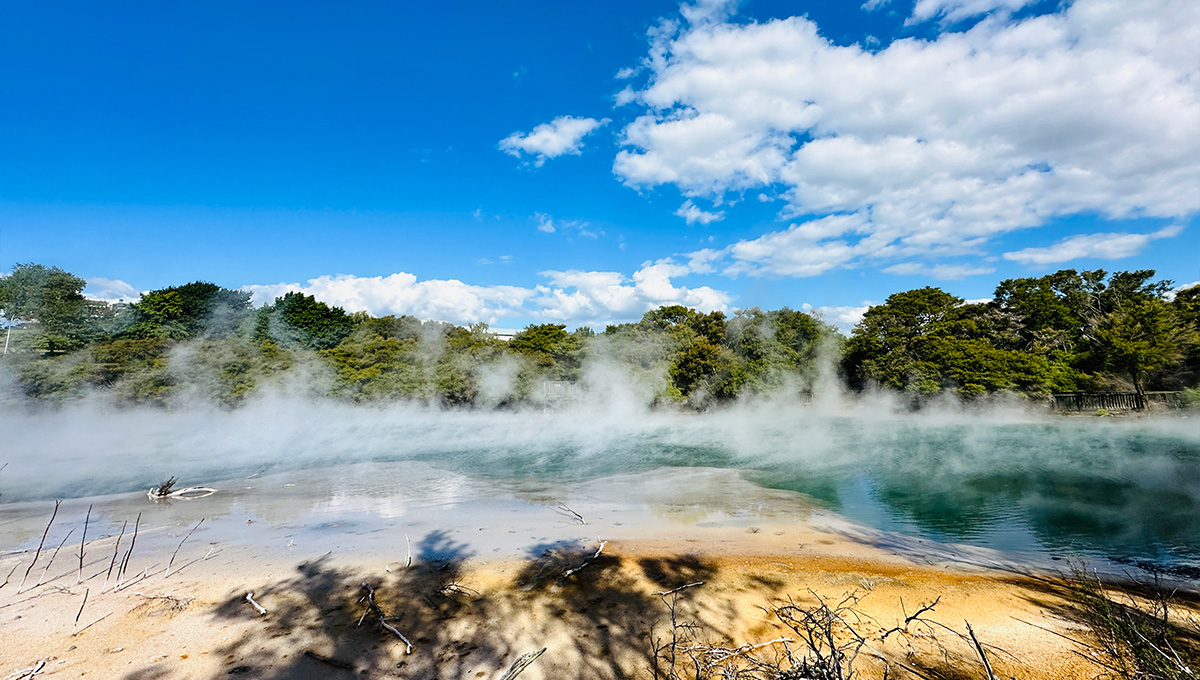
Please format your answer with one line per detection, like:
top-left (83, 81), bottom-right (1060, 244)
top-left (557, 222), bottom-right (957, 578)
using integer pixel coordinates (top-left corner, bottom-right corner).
top-left (1, 263), bottom-right (1197, 411)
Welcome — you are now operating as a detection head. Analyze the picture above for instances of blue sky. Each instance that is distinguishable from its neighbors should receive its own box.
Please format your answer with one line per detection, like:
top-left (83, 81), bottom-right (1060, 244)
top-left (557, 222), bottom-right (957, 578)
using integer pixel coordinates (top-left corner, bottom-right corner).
top-left (2, 0), bottom-right (1197, 331)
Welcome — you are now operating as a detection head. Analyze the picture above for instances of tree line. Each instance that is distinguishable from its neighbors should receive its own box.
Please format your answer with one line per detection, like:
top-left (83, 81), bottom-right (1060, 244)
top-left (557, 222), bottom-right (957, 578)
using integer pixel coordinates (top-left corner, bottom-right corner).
top-left (1, 263), bottom-right (1196, 409)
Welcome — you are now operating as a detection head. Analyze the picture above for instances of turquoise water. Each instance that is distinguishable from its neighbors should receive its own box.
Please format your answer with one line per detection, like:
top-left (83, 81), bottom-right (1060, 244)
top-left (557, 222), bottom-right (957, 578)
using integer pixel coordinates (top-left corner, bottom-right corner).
top-left (3, 401), bottom-right (1198, 570)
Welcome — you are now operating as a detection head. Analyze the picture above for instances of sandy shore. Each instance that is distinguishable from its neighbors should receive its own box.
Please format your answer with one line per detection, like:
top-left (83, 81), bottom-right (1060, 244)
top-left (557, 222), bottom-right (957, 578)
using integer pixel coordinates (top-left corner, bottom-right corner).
top-left (0, 464), bottom-right (1174, 679)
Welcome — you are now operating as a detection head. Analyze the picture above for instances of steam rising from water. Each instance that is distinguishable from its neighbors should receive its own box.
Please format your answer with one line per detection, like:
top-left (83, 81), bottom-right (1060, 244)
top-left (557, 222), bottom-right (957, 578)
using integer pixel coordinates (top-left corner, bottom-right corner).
top-left (3, 386), bottom-right (1198, 567)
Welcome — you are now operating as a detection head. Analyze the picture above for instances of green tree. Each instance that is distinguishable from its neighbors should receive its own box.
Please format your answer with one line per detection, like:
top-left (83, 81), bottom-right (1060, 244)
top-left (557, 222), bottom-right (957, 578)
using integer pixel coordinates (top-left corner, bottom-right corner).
top-left (261, 292), bottom-right (354, 350)
top-left (127, 282), bottom-right (252, 339)
top-left (1093, 297), bottom-right (1197, 400)
top-left (0, 263), bottom-right (96, 352)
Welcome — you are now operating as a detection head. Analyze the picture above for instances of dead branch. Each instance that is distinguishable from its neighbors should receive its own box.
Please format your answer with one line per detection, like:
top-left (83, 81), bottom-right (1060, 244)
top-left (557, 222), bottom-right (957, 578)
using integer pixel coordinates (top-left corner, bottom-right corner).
top-left (36, 528), bottom-right (75, 588)
top-left (71, 612), bottom-right (111, 637)
top-left (558, 540), bottom-right (606, 583)
top-left (118, 513), bottom-right (141, 581)
top-left (18, 500), bottom-right (60, 593)
top-left (966, 622), bottom-right (999, 680)
top-left (148, 478), bottom-right (216, 501)
top-left (166, 518), bottom-right (204, 577)
top-left (302, 650), bottom-right (355, 671)
top-left (555, 503), bottom-right (586, 525)
top-left (245, 591), bottom-right (267, 616)
top-left (74, 589), bottom-right (88, 629)
top-left (77, 504), bottom-right (91, 584)
top-left (499, 648), bottom-right (547, 680)
top-left (358, 582), bottom-right (413, 654)
top-left (657, 581), bottom-right (705, 597)
top-left (102, 520), bottom-right (127, 592)
top-left (1, 658), bottom-right (46, 680)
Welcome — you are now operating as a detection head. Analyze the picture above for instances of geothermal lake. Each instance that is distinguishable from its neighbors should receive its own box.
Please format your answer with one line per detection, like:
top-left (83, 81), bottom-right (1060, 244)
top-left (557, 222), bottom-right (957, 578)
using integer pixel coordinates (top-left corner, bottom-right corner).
top-left (2, 398), bottom-right (1198, 574)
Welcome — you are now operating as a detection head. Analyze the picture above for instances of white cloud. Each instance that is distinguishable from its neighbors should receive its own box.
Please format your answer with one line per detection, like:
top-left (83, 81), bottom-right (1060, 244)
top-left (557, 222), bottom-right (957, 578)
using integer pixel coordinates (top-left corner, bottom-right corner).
top-left (1002, 225), bottom-right (1183, 265)
top-left (614, 0), bottom-right (1200, 274)
top-left (910, 0), bottom-right (1037, 25)
top-left (674, 199), bottom-right (725, 225)
top-left (244, 263), bottom-right (731, 329)
top-left (801, 302), bottom-right (871, 333)
top-left (534, 213), bottom-right (602, 238)
top-left (536, 260), bottom-right (732, 326)
top-left (500, 116), bottom-right (609, 166)
top-left (244, 274), bottom-right (536, 327)
top-left (881, 262), bottom-right (996, 279)
top-left (84, 277), bottom-right (141, 304)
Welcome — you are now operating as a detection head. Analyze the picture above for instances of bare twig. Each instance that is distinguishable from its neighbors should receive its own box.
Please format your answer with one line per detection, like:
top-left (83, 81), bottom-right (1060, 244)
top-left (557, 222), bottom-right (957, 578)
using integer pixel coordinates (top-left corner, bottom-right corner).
top-left (245, 591), bottom-right (267, 616)
top-left (118, 513), bottom-right (141, 582)
top-left (559, 540), bottom-right (606, 583)
top-left (166, 519), bottom-right (204, 577)
top-left (966, 622), bottom-right (999, 680)
top-left (72, 612), bottom-right (111, 637)
top-left (555, 503), bottom-right (586, 525)
top-left (18, 500), bottom-right (60, 593)
top-left (2, 658), bottom-right (46, 680)
top-left (499, 648), bottom-right (547, 680)
top-left (103, 520), bottom-right (128, 592)
top-left (36, 528), bottom-right (75, 587)
top-left (657, 581), bottom-right (705, 597)
top-left (77, 504), bottom-right (91, 584)
top-left (74, 589), bottom-right (89, 629)
top-left (358, 582), bottom-right (413, 654)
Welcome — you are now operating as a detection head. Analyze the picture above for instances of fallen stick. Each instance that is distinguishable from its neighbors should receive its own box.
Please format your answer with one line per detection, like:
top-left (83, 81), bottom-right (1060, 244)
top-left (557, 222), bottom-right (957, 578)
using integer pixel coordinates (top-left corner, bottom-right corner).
top-left (245, 591), bottom-right (267, 616)
top-left (118, 513), bottom-right (141, 581)
top-left (555, 503), bottom-right (586, 525)
top-left (103, 521), bottom-right (128, 592)
top-left (498, 648), bottom-right (546, 680)
top-left (558, 540), bottom-right (606, 583)
top-left (1, 658), bottom-right (46, 680)
top-left (302, 650), bottom-right (355, 671)
top-left (18, 501), bottom-right (60, 593)
top-left (72, 612), bottom-right (111, 637)
top-left (77, 505), bottom-right (91, 584)
top-left (167, 547), bottom-right (216, 578)
top-left (74, 589), bottom-right (89, 630)
top-left (114, 565), bottom-right (161, 592)
top-left (966, 622), bottom-right (998, 680)
top-left (1, 560), bottom-right (20, 590)
top-left (36, 528), bottom-right (75, 588)
top-left (358, 582), bottom-right (413, 654)
top-left (166, 519), bottom-right (204, 577)
top-left (656, 581), bottom-right (705, 596)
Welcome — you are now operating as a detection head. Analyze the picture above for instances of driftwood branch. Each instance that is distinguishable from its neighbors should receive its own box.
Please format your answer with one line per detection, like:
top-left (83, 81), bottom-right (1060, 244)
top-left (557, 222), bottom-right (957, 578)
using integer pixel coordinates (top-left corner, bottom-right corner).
top-left (657, 581), bottom-right (705, 597)
top-left (498, 648), bottom-right (546, 680)
top-left (558, 541), bottom-right (606, 583)
top-left (245, 591), bottom-right (267, 616)
top-left (103, 520), bottom-right (128, 592)
top-left (166, 519), bottom-right (204, 577)
top-left (555, 503), bottom-right (586, 525)
top-left (77, 504), bottom-right (91, 584)
top-left (358, 582), bottom-right (413, 654)
top-left (36, 528), bottom-right (75, 587)
top-left (966, 622), bottom-right (999, 680)
top-left (19, 500), bottom-right (60, 593)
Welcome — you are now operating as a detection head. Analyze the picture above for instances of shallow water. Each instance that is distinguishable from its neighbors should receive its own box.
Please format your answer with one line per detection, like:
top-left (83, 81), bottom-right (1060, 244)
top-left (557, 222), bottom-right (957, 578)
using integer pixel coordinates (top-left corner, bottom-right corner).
top-left (2, 398), bottom-right (1197, 571)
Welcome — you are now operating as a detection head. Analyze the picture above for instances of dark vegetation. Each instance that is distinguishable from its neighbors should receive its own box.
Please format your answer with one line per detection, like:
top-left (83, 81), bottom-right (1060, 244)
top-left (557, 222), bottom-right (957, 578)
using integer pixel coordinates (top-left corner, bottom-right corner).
top-left (1, 263), bottom-right (1197, 409)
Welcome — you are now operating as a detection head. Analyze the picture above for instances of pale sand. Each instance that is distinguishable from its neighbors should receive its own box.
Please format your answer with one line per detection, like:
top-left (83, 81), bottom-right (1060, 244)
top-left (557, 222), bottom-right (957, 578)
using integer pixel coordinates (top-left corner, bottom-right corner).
top-left (0, 465), bottom-right (1164, 679)
top-left (1, 520), bottom-right (1107, 680)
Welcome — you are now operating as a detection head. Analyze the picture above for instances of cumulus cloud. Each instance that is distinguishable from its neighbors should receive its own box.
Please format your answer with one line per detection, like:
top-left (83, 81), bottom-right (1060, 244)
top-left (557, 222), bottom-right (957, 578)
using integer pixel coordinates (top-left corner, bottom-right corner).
top-left (1002, 225), bottom-right (1184, 266)
top-left (500, 115), bottom-right (608, 166)
top-left (84, 277), bottom-right (142, 304)
top-left (244, 263), bottom-right (730, 329)
top-left (674, 199), bottom-right (725, 225)
top-left (801, 302), bottom-right (871, 333)
top-left (909, 0), bottom-right (1038, 25)
top-left (614, 0), bottom-right (1200, 276)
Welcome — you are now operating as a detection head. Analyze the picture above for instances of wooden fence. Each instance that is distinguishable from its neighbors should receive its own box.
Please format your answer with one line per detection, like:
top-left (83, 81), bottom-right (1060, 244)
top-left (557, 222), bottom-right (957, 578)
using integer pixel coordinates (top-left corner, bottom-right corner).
top-left (1049, 391), bottom-right (1182, 412)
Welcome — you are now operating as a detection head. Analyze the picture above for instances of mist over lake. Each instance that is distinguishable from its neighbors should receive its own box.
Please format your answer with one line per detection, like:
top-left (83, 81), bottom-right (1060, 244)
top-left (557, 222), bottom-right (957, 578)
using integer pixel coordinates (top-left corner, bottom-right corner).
top-left (5, 393), bottom-right (1197, 571)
